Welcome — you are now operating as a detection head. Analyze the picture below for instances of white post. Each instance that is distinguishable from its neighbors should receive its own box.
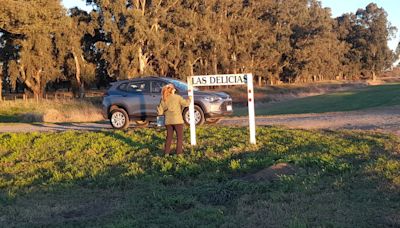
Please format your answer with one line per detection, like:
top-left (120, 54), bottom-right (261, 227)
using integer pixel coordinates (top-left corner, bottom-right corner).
top-left (247, 74), bottom-right (256, 144)
top-left (187, 77), bottom-right (196, 145)
top-left (187, 74), bottom-right (256, 146)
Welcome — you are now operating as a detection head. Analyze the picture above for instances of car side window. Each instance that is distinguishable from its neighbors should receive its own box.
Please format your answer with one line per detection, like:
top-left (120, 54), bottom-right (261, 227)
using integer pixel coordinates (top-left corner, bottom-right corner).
top-left (127, 81), bottom-right (149, 93)
top-left (117, 83), bottom-right (128, 91)
top-left (151, 81), bottom-right (166, 93)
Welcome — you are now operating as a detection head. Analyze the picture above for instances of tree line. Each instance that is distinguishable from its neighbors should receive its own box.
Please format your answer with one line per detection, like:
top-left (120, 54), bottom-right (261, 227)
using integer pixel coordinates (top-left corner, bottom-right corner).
top-left (0, 0), bottom-right (398, 98)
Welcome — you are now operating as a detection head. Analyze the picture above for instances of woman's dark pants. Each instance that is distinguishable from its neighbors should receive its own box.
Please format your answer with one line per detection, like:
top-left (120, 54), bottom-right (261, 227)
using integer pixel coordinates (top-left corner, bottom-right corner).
top-left (165, 124), bottom-right (184, 154)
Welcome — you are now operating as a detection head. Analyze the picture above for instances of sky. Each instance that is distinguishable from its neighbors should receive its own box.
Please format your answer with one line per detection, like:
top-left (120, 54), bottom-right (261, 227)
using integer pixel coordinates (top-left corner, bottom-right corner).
top-left (62, 0), bottom-right (400, 51)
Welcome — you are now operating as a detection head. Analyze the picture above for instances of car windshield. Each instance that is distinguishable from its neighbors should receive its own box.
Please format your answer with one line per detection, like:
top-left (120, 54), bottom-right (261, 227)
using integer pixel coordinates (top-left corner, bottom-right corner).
top-left (165, 78), bottom-right (199, 91)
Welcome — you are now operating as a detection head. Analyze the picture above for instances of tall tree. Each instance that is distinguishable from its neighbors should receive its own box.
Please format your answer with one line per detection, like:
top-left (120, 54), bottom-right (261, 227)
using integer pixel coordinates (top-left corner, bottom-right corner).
top-left (393, 42), bottom-right (400, 67)
top-left (258, 0), bottom-right (311, 84)
top-left (338, 3), bottom-right (396, 79)
top-left (0, 0), bottom-right (67, 98)
top-left (287, 0), bottom-right (347, 83)
top-left (360, 4), bottom-right (396, 78)
top-left (0, 32), bottom-right (5, 100)
top-left (86, 0), bottom-right (178, 80)
top-left (55, 8), bottom-right (97, 98)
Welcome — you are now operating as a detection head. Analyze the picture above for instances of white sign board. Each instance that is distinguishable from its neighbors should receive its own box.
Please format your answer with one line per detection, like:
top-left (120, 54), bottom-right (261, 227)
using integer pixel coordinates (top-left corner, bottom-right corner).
top-left (191, 74), bottom-right (248, 86)
top-left (187, 73), bottom-right (256, 146)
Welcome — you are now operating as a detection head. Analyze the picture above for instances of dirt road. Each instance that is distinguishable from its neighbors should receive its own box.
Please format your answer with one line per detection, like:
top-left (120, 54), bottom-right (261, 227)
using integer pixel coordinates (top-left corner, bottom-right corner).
top-left (1, 106), bottom-right (399, 136)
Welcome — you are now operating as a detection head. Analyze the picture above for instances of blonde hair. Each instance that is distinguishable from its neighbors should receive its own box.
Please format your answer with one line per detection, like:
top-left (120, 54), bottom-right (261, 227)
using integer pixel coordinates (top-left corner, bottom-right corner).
top-left (162, 84), bottom-right (175, 102)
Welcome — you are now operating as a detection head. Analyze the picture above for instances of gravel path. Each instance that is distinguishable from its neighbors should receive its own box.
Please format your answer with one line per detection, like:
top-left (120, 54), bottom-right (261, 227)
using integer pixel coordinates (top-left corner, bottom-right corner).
top-left (0, 106), bottom-right (399, 136)
top-left (223, 106), bottom-right (400, 133)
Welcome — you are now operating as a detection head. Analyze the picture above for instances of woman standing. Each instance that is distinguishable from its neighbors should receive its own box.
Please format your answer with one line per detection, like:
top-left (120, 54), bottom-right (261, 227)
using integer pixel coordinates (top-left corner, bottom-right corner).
top-left (157, 84), bottom-right (191, 155)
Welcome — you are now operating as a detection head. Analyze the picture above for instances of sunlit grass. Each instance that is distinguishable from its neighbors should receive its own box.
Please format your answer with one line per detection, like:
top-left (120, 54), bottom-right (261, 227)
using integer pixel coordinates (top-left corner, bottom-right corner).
top-left (0, 127), bottom-right (399, 227)
top-left (234, 83), bottom-right (400, 116)
top-left (0, 98), bottom-right (103, 123)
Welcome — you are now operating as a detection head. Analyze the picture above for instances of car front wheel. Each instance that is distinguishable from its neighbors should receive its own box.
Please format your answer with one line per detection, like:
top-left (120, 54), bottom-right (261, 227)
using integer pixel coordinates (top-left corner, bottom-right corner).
top-left (110, 108), bottom-right (130, 129)
top-left (183, 105), bottom-right (205, 126)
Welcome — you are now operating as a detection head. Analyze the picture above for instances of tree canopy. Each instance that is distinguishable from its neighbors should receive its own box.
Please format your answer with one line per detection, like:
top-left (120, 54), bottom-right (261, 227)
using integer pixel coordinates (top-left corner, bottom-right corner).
top-left (0, 0), bottom-right (397, 97)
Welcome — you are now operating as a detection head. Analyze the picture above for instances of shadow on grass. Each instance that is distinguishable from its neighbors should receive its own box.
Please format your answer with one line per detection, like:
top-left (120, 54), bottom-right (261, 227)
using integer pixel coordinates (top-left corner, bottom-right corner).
top-left (0, 128), bottom-right (399, 227)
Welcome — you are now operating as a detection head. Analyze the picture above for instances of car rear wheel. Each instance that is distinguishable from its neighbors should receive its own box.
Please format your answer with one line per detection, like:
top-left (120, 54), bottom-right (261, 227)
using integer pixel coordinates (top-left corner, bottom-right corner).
top-left (110, 108), bottom-right (130, 130)
top-left (183, 105), bottom-right (205, 126)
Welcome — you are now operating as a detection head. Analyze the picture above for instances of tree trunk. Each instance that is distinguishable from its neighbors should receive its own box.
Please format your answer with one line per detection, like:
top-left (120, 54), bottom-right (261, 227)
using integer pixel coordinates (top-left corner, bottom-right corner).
top-left (258, 76), bottom-right (262, 86)
top-left (0, 73), bottom-right (2, 101)
top-left (134, 0), bottom-right (146, 15)
top-left (231, 53), bottom-right (237, 74)
top-left (25, 80), bottom-right (42, 99)
top-left (188, 57), bottom-right (200, 76)
top-left (138, 47), bottom-right (148, 75)
top-left (212, 54), bottom-right (218, 75)
top-left (79, 82), bottom-right (85, 98)
top-left (268, 74), bottom-right (273, 85)
top-left (372, 71), bottom-right (377, 81)
top-left (21, 66), bottom-right (43, 99)
top-left (141, 0), bottom-right (146, 15)
top-left (73, 52), bottom-right (85, 98)
top-left (189, 61), bottom-right (194, 76)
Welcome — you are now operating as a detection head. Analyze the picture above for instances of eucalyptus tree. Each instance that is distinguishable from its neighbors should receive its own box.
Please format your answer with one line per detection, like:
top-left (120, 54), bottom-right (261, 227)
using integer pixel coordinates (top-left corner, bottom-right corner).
top-left (189, 0), bottom-right (233, 76)
top-left (0, 31), bottom-right (9, 100)
top-left (161, 0), bottom-right (203, 78)
top-left (334, 14), bottom-right (358, 79)
top-left (0, 0), bottom-right (66, 98)
top-left (85, 0), bottom-right (179, 80)
top-left (395, 42), bottom-right (400, 66)
top-left (288, 0), bottom-right (347, 82)
top-left (0, 33), bottom-right (3, 99)
top-left (336, 3), bottom-right (396, 79)
top-left (238, 0), bottom-right (280, 85)
top-left (257, 0), bottom-right (309, 84)
top-left (55, 8), bottom-right (97, 98)
top-left (356, 3), bottom-right (396, 78)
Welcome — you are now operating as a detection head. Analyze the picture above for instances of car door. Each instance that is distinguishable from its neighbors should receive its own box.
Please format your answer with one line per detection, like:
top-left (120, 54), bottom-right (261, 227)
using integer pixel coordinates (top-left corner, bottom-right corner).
top-left (149, 80), bottom-right (167, 116)
top-left (123, 81), bottom-right (152, 118)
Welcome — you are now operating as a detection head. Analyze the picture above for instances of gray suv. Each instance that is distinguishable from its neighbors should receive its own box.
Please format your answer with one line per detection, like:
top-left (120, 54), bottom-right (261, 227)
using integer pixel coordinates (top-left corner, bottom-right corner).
top-left (102, 77), bottom-right (233, 129)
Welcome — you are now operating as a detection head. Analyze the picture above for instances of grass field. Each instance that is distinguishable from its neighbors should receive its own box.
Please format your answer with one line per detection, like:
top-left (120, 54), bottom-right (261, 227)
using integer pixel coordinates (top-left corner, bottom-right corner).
top-left (234, 83), bottom-right (400, 116)
top-left (0, 127), bottom-right (399, 227)
top-left (223, 81), bottom-right (367, 104)
top-left (2, 82), bottom-right (398, 123)
top-left (0, 98), bottom-right (103, 123)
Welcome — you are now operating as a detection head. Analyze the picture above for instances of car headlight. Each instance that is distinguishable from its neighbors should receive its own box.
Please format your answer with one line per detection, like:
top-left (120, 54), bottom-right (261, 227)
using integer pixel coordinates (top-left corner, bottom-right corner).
top-left (204, 96), bottom-right (222, 102)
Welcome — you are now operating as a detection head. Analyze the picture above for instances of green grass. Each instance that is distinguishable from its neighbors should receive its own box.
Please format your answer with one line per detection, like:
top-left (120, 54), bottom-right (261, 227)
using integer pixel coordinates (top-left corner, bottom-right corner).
top-left (0, 127), bottom-right (399, 227)
top-left (224, 81), bottom-right (367, 104)
top-left (234, 83), bottom-right (400, 116)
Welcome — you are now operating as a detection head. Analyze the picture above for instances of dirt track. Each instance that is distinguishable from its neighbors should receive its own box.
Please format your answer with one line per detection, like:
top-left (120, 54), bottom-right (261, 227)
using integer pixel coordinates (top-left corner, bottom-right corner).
top-left (0, 106), bottom-right (399, 136)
